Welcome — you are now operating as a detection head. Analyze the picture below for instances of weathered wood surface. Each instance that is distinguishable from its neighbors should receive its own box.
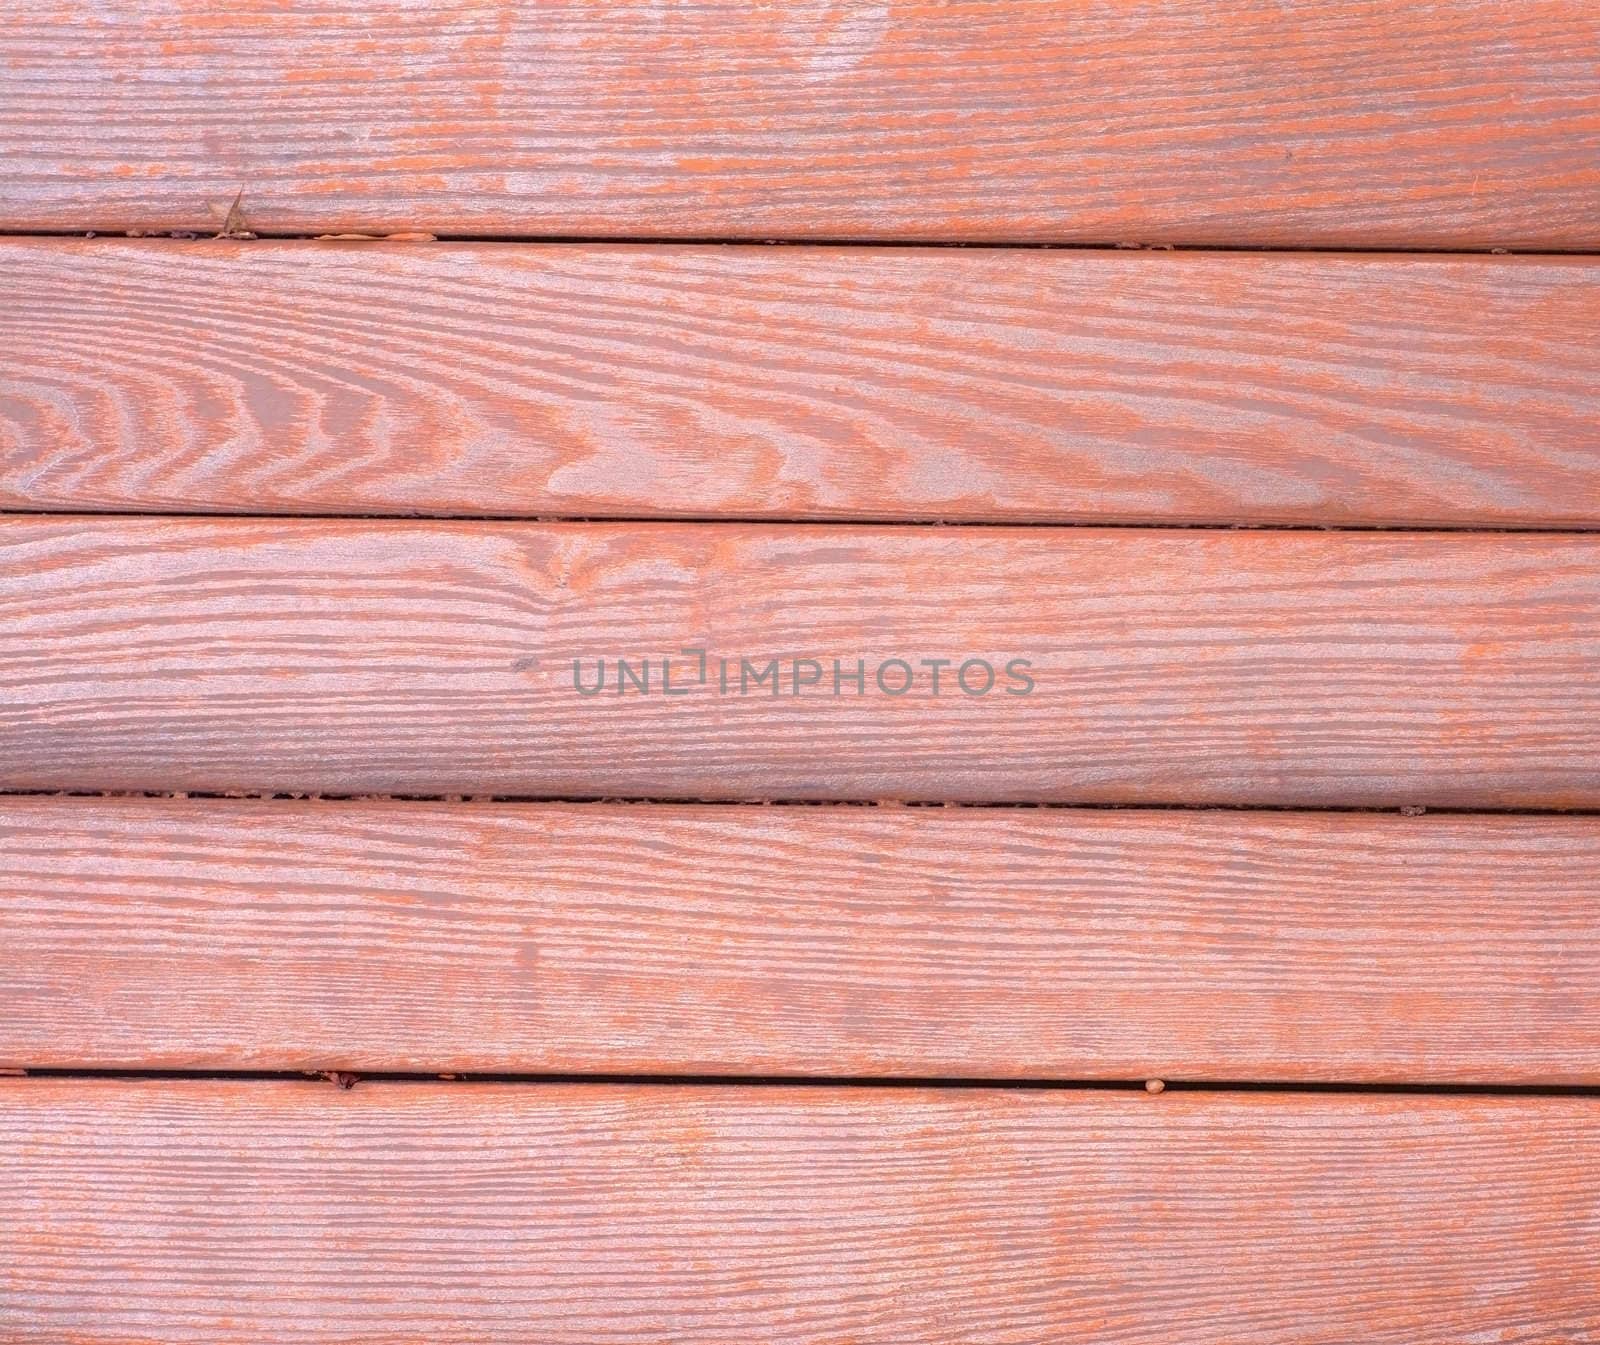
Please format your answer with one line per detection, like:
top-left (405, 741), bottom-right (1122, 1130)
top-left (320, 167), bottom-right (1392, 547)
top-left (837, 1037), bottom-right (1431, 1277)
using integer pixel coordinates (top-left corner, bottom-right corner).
top-left (4, 241), bottom-right (1598, 526)
top-left (3, 3), bottom-right (1598, 246)
top-left (3, 1080), bottom-right (1596, 1344)
top-left (2, 519), bottom-right (1597, 805)
top-left (4, 797), bottom-right (1598, 1082)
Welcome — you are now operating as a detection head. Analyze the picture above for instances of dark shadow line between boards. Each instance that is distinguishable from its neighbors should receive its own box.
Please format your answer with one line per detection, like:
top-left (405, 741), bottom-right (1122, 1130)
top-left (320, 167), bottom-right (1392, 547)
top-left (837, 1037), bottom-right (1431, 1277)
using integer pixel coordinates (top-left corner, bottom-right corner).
top-left (4, 509), bottom-right (1600, 535)
top-left (7, 1068), bottom-right (1600, 1098)
top-left (4, 228), bottom-right (1600, 257)
top-left (3, 788), bottom-right (1600, 818)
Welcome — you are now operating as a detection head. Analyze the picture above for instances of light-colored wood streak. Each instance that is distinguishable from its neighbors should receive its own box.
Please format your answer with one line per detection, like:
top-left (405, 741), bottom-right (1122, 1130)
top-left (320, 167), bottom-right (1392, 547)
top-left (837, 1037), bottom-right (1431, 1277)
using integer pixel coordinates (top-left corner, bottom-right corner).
top-left (3, 519), bottom-right (1599, 805)
top-left (4, 797), bottom-right (1598, 1082)
top-left (3, 1080), bottom-right (1596, 1344)
top-left (4, 241), bottom-right (1599, 526)
top-left (3, 2), bottom-right (1599, 246)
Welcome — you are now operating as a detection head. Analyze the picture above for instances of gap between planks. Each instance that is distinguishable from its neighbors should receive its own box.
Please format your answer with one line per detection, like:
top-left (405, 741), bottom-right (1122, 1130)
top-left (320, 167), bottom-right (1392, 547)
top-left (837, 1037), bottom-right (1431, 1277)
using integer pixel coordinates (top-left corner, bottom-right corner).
top-left (5, 511), bottom-right (1600, 534)
top-left (6, 229), bottom-right (1600, 256)
top-left (4, 788), bottom-right (1600, 816)
top-left (9, 1069), bottom-right (1600, 1099)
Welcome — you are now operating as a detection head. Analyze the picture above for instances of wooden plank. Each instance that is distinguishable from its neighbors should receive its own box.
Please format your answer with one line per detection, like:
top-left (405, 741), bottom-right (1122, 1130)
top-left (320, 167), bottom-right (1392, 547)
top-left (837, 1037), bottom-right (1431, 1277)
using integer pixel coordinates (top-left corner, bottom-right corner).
top-left (4, 797), bottom-right (1598, 1082)
top-left (5, 241), bottom-right (1599, 527)
top-left (2, 519), bottom-right (1598, 805)
top-left (3, 1080), bottom-right (1596, 1343)
top-left (2, 3), bottom-right (1598, 246)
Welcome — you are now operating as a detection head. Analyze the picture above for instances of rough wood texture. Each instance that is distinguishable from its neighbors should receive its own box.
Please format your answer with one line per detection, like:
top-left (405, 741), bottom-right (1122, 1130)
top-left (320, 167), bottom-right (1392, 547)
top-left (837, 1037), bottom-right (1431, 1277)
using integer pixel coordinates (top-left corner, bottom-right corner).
top-left (4, 797), bottom-right (1599, 1082)
top-left (4, 241), bottom-right (1599, 526)
top-left (2, 2), bottom-right (1598, 245)
top-left (3, 1080), bottom-right (1596, 1344)
top-left (2, 519), bottom-right (1598, 805)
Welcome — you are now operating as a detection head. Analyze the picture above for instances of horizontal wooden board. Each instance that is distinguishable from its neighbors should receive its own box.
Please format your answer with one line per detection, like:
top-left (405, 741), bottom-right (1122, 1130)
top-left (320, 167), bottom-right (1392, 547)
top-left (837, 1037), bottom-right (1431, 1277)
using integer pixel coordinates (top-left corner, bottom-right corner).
top-left (3, 1081), bottom-right (1596, 1343)
top-left (2, 3), bottom-right (1599, 246)
top-left (2, 520), bottom-right (1598, 805)
top-left (5, 797), bottom-right (1599, 1082)
top-left (5, 242), bottom-right (1599, 527)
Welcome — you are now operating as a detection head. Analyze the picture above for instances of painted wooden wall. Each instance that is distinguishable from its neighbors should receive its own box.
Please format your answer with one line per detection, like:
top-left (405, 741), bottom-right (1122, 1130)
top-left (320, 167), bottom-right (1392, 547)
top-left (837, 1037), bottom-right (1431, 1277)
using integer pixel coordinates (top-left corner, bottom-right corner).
top-left (1, 2), bottom-right (1597, 1339)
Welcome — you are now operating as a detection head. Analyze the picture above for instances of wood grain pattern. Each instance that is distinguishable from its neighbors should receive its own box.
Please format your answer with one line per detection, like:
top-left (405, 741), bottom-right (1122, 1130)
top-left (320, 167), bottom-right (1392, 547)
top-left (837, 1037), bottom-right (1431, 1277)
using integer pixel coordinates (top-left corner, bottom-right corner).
top-left (5, 241), bottom-right (1599, 526)
top-left (3, 1080), bottom-right (1596, 1343)
top-left (4, 796), bottom-right (1599, 1082)
top-left (2, 2), bottom-right (1599, 245)
top-left (2, 519), bottom-right (1598, 805)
